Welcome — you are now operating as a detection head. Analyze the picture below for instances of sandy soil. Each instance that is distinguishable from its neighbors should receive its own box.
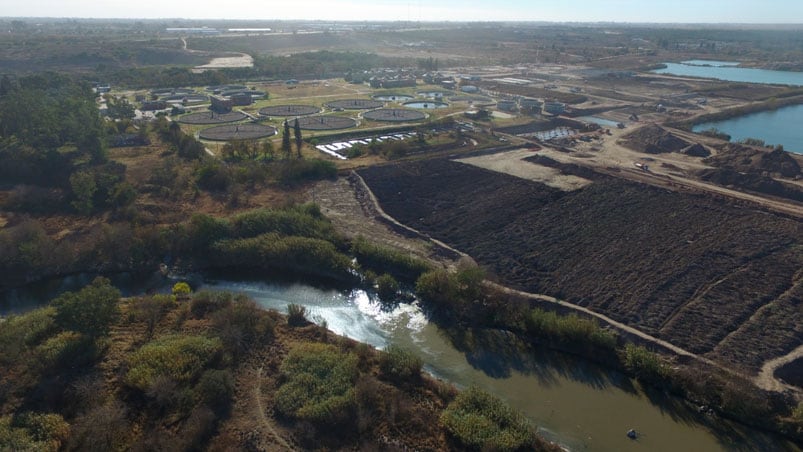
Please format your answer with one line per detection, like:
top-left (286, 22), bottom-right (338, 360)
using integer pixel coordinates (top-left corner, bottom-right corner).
top-left (193, 53), bottom-right (254, 72)
top-left (456, 148), bottom-right (592, 191)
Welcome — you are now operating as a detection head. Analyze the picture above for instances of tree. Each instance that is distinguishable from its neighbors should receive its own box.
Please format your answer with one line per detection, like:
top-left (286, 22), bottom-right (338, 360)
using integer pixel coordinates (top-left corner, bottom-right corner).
top-left (293, 118), bottom-right (303, 158)
top-left (70, 171), bottom-right (97, 215)
top-left (281, 120), bottom-right (292, 159)
top-left (262, 140), bottom-right (274, 160)
top-left (53, 277), bottom-right (121, 338)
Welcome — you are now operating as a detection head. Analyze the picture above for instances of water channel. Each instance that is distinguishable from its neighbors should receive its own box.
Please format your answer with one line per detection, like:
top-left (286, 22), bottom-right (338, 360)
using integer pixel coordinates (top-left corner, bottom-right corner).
top-left (4, 274), bottom-right (794, 451)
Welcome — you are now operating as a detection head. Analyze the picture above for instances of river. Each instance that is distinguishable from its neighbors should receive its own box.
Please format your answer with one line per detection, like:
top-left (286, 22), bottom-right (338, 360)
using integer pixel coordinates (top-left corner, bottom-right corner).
top-left (653, 61), bottom-right (803, 86)
top-left (197, 277), bottom-right (798, 452)
top-left (2, 275), bottom-right (798, 451)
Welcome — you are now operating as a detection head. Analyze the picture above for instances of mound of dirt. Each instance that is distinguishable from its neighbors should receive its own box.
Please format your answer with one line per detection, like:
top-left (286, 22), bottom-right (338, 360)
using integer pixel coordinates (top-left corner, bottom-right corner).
top-left (698, 168), bottom-right (803, 202)
top-left (680, 143), bottom-right (711, 157)
top-left (619, 124), bottom-right (690, 154)
top-left (705, 144), bottom-right (802, 178)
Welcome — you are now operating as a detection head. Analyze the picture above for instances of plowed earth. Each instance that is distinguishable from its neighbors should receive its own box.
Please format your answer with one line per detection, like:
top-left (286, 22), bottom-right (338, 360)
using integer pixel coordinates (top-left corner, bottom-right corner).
top-left (358, 159), bottom-right (803, 375)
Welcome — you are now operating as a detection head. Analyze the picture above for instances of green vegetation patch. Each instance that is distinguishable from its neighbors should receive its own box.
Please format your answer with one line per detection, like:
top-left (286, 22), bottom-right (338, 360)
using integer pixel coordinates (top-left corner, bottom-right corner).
top-left (440, 386), bottom-right (536, 451)
top-left (125, 335), bottom-right (223, 391)
top-left (526, 308), bottom-right (616, 350)
top-left (0, 412), bottom-right (69, 452)
top-left (275, 343), bottom-right (359, 424)
top-left (212, 233), bottom-right (354, 280)
top-left (378, 345), bottom-right (422, 383)
top-left (231, 203), bottom-right (336, 241)
top-left (352, 236), bottom-right (432, 281)
top-left (0, 306), bottom-right (56, 366)
top-left (52, 277), bottom-right (121, 339)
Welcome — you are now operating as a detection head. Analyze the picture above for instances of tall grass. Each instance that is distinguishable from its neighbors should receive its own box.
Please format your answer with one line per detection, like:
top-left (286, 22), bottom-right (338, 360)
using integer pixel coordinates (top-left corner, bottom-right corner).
top-left (440, 386), bottom-right (536, 451)
top-left (275, 343), bottom-right (358, 424)
top-left (351, 236), bottom-right (432, 281)
top-left (525, 308), bottom-right (617, 350)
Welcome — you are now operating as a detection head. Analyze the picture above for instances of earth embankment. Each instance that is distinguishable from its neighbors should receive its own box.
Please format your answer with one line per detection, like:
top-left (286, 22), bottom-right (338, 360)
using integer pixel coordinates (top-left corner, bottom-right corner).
top-left (357, 159), bottom-right (803, 375)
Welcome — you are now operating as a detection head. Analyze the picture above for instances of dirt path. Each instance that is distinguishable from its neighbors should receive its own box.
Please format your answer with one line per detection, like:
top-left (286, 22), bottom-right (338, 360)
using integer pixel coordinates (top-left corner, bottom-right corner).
top-left (308, 174), bottom-right (459, 267)
top-left (757, 345), bottom-right (803, 394)
top-left (254, 366), bottom-right (294, 451)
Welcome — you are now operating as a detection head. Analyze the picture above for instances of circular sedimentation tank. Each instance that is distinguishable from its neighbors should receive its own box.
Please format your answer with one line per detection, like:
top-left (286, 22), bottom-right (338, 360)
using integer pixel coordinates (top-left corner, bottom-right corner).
top-left (372, 94), bottom-right (414, 102)
top-left (178, 111), bottom-right (248, 125)
top-left (199, 124), bottom-right (277, 141)
top-left (403, 101), bottom-right (448, 109)
top-left (327, 99), bottom-right (384, 110)
top-left (259, 105), bottom-right (320, 117)
top-left (295, 115), bottom-right (357, 130)
top-left (363, 108), bottom-right (426, 122)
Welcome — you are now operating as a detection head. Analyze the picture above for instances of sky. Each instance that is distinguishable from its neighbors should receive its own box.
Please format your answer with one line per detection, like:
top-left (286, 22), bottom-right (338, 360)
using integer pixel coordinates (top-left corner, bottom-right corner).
top-left (1, 0), bottom-right (802, 23)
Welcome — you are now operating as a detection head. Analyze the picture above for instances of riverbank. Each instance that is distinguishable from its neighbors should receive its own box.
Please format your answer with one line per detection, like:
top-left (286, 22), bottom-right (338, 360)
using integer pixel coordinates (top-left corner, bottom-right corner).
top-left (672, 94), bottom-right (803, 131)
top-left (0, 279), bottom-right (566, 451)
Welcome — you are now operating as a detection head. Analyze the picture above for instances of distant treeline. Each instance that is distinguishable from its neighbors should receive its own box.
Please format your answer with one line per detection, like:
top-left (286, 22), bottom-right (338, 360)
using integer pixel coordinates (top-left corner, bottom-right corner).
top-left (97, 51), bottom-right (410, 88)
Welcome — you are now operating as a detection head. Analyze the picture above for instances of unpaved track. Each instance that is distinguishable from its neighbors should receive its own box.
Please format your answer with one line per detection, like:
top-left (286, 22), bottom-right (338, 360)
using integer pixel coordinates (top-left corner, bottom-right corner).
top-left (309, 174), bottom-right (458, 267)
top-left (254, 366), bottom-right (294, 451)
top-left (757, 345), bottom-right (803, 393)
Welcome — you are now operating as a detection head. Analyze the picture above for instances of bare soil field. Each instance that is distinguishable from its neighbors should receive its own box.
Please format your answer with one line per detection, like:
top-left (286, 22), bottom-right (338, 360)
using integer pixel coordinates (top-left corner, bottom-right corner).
top-left (358, 159), bottom-right (803, 376)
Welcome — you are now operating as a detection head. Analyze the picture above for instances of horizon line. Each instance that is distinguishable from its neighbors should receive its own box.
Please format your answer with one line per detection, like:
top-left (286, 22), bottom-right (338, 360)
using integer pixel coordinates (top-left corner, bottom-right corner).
top-left (2, 16), bottom-right (803, 26)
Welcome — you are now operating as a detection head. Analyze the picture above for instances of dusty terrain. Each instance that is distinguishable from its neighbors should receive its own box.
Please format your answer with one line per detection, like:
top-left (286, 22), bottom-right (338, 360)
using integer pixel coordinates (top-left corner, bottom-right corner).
top-left (357, 158), bottom-right (803, 384)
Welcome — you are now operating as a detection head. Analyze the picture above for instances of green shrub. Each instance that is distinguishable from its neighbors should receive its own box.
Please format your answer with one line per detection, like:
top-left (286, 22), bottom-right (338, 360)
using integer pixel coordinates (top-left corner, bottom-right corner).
top-left (230, 203), bottom-right (337, 241)
top-left (275, 343), bottom-right (358, 424)
top-left (375, 273), bottom-right (399, 301)
top-left (440, 386), bottom-right (535, 451)
top-left (52, 277), bottom-right (121, 338)
top-left (194, 369), bottom-right (235, 414)
top-left (190, 290), bottom-right (234, 318)
top-left (278, 158), bottom-right (337, 186)
top-left (287, 303), bottom-right (308, 327)
top-left (415, 269), bottom-right (459, 306)
top-left (184, 213), bottom-right (232, 252)
top-left (196, 162), bottom-right (232, 191)
top-left (212, 233), bottom-right (354, 280)
top-left (35, 331), bottom-right (99, 373)
top-left (125, 335), bottom-right (223, 391)
top-left (525, 309), bottom-right (616, 350)
top-left (415, 263), bottom-right (486, 308)
top-left (351, 236), bottom-right (432, 281)
top-left (378, 345), bottom-right (422, 383)
top-left (211, 297), bottom-right (275, 355)
top-left (0, 306), bottom-right (56, 365)
top-left (0, 413), bottom-right (69, 452)
top-left (622, 344), bottom-right (669, 383)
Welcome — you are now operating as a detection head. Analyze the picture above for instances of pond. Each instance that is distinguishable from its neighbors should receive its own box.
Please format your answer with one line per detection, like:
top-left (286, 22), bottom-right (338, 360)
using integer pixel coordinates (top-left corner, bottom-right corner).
top-left (576, 116), bottom-right (621, 128)
top-left (653, 61), bottom-right (803, 86)
top-left (693, 103), bottom-right (803, 154)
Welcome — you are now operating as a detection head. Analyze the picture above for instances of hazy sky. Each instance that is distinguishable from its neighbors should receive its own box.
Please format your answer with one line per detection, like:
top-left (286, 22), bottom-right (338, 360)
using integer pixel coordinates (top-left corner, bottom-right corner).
top-left (1, 0), bottom-right (802, 23)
